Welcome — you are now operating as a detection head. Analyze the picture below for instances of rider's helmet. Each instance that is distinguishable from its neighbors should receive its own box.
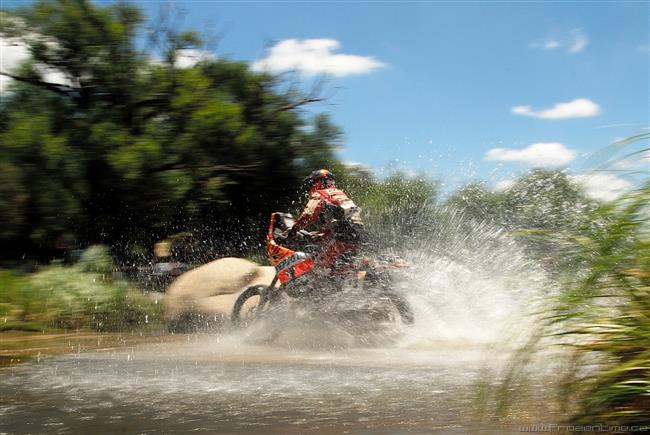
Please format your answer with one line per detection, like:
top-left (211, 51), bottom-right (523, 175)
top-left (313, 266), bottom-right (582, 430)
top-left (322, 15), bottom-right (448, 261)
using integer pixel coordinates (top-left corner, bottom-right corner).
top-left (302, 169), bottom-right (335, 192)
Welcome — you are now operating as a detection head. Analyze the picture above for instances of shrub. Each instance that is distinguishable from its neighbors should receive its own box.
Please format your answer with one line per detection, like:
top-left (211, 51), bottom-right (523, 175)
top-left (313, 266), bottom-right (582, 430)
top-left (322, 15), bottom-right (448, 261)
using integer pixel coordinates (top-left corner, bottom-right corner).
top-left (0, 250), bottom-right (162, 332)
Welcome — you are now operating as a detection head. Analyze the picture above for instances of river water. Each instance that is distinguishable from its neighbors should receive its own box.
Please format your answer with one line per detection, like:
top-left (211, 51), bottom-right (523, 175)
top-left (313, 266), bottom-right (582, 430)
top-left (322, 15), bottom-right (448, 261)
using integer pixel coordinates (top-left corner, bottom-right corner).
top-left (0, 331), bottom-right (559, 434)
top-left (1, 217), bottom-right (561, 433)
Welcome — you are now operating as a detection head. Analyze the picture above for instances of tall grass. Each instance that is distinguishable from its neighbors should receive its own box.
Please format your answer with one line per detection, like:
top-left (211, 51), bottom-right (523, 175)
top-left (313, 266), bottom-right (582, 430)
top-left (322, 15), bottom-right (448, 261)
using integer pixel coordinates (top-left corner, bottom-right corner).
top-left (552, 183), bottom-right (650, 424)
top-left (484, 181), bottom-right (650, 426)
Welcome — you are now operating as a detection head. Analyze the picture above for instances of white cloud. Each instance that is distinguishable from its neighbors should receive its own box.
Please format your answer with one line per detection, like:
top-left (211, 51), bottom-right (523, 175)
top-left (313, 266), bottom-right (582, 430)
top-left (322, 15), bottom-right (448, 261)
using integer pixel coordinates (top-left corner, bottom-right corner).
top-left (512, 98), bottom-right (601, 119)
top-left (571, 173), bottom-right (633, 202)
top-left (611, 149), bottom-right (650, 170)
top-left (343, 160), bottom-right (370, 172)
top-left (0, 36), bottom-right (31, 93)
top-left (174, 48), bottom-right (215, 69)
top-left (486, 142), bottom-right (577, 167)
top-left (494, 179), bottom-right (515, 191)
top-left (1, 34), bottom-right (72, 93)
top-left (529, 39), bottom-right (561, 50)
top-left (543, 40), bottom-right (560, 49)
top-left (529, 29), bottom-right (588, 54)
top-left (568, 29), bottom-right (588, 53)
top-left (251, 38), bottom-right (385, 77)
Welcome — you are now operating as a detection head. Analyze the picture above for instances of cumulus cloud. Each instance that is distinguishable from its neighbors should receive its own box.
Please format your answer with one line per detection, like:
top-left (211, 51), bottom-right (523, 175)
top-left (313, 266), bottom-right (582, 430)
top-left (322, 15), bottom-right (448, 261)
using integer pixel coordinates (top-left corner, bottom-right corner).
top-left (571, 173), bottom-right (633, 202)
top-left (174, 48), bottom-right (216, 69)
top-left (542, 40), bottom-right (560, 50)
top-left (568, 29), bottom-right (589, 53)
top-left (529, 29), bottom-right (588, 54)
top-left (494, 179), bottom-right (515, 191)
top-left (1, 34), bottom-right (72, 93)
top-left (512, 98), bottom-right (601, 120)
top-left (251, 38), bottom-right (385, 77)
top-left (486, 142), bottom-right (577, 167)
top-left (0, 36), bottom-right (31, 93)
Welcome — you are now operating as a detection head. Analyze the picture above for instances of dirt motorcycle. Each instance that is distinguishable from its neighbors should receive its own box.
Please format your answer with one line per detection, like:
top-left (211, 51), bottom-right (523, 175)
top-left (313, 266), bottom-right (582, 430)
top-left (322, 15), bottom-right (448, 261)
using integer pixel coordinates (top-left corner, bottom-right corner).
top-left (231, 212), bottom-right (414, 326)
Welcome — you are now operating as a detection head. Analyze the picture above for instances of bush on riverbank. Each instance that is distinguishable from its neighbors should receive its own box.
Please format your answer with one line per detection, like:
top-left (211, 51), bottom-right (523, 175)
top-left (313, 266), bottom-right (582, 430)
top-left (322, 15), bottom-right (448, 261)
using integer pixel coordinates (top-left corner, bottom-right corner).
top-left (0, 246), bottom-right (163, 332)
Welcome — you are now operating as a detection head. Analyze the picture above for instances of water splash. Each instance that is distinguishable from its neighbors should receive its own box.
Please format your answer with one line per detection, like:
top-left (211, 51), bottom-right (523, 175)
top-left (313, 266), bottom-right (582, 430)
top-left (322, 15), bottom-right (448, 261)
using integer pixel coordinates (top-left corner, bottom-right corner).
top-left (388, 205), bottom-right (553, 346)
top-left (232, 204), bottom-right (553, 349)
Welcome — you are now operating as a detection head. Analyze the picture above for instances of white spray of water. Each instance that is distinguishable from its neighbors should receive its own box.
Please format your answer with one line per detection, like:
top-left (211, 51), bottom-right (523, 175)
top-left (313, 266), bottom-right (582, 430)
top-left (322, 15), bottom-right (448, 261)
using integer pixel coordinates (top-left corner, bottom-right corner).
top-left (232, 205), bottom-right (553, 350)
top-left (389, 206), bottom-right (553, 346)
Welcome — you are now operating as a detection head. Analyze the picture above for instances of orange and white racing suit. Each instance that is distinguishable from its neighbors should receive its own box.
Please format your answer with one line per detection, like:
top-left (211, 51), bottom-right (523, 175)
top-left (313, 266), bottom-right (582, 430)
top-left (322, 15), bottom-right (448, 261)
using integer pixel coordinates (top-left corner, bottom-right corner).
top-left (292, 187), bottom-right (364, 271)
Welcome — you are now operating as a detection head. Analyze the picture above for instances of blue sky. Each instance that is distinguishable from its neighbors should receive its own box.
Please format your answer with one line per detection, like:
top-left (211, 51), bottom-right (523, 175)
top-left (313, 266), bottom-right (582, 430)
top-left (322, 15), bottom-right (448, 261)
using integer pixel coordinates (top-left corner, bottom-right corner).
top-left (140, 1), bottom-right (648, 195)
top-left (2, 0), bottom-right (649, 199)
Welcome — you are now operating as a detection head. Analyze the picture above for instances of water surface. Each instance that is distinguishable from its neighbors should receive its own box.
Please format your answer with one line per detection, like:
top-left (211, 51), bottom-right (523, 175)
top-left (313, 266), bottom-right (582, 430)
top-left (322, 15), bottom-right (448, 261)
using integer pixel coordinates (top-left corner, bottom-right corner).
top-left (1, 332), bottom-right (558, 434)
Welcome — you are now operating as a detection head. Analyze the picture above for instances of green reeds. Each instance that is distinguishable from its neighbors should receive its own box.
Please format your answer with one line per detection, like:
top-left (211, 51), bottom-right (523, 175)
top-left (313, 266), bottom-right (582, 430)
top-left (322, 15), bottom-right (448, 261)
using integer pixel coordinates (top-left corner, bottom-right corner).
top-left (486, 184), bottom-right (650, 426)
top-left (551, 184), bottom-right (650, 424)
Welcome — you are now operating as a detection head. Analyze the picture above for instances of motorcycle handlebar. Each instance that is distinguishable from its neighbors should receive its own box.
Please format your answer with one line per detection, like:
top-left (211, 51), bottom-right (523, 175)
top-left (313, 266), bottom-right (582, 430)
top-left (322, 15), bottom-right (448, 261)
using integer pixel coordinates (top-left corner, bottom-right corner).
top-left (272, 230), bottom-right (322, 251)
top-left (296, 229), bottom-right (317, 239)
top-left (269, 212), bottom-right (320, 242)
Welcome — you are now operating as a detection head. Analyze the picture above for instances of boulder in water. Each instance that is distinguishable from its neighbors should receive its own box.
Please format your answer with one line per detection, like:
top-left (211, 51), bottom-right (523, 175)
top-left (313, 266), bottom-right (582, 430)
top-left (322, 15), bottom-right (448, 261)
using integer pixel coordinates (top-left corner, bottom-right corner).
top-left (164, 257), bottom-right (274, 331)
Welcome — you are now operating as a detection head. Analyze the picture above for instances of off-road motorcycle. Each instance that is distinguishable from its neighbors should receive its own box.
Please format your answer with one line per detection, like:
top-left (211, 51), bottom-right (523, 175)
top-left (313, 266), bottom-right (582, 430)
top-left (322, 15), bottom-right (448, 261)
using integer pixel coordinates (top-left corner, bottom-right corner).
top-left (231, 212), bottom-right (414, 327)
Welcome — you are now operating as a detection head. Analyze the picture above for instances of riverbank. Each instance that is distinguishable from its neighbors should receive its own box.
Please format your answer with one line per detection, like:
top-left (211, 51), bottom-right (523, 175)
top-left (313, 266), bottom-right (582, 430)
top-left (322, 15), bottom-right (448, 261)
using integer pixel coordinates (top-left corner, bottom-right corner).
top-left (0, 330), bottom-right (176, 368)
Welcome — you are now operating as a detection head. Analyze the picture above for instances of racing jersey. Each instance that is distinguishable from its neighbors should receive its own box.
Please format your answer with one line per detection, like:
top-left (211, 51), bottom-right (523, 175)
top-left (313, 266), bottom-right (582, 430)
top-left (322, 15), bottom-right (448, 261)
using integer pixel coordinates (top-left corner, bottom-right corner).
top-left (293, 188), bottom-right (364, 242)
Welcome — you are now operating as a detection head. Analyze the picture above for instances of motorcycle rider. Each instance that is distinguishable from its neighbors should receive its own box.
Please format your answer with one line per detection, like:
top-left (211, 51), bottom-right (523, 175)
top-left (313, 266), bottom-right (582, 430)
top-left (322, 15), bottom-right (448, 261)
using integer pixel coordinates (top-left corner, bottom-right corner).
top-left (288, 169), bottom-right (365, 273)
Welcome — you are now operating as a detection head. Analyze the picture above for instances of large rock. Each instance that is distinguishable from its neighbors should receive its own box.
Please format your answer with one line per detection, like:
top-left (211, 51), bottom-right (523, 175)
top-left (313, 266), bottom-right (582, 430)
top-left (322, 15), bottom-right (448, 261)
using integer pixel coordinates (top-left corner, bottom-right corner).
top-left (165, 257), bottom-right (275, 331)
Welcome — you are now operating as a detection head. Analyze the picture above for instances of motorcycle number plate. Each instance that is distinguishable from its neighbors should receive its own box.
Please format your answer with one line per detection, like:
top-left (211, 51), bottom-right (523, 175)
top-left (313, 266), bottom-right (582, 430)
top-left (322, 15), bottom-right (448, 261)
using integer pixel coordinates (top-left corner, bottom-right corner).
top-left (275, 252), bottom-right (310, 273)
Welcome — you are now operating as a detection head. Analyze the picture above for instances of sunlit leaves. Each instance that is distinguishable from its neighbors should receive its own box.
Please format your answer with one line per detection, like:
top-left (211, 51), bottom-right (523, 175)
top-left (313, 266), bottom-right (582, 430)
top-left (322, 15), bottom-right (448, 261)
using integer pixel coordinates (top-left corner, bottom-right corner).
top-left (0, 0), bottom-right (345, 259)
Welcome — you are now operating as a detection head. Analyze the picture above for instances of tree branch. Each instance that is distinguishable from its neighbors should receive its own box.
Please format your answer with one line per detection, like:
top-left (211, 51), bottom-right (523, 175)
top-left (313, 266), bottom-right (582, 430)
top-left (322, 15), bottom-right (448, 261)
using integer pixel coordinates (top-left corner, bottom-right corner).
top-left (277, 96), bottom-right (325, 112)
top-left (0, 71), bottom-right (78, 98)
top-left (275, 74), bottom-right (327, 112)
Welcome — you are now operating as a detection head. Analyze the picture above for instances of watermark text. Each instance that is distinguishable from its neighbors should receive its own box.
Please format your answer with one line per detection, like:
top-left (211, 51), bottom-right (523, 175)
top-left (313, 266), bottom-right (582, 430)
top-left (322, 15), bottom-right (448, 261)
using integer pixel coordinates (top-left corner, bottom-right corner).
top-left (519, 424), bottom-right (650, 433)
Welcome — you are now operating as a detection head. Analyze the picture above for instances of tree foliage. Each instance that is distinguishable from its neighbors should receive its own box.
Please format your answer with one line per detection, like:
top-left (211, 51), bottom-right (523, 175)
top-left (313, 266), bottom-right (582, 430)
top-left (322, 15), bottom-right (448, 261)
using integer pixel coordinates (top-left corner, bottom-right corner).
top-left (0, 0), bottom-right (343, 262)
top-left (445, 169), bottom-right (596, 231)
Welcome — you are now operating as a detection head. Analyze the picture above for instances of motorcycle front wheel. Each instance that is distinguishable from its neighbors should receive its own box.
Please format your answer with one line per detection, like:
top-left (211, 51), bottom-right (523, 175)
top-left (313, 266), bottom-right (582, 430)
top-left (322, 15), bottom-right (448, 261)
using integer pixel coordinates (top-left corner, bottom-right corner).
top-left (365, 271), bottom-right (415, 325)
top-left (382, 289), bottom-right (414, 325)
top-left (231, 285), bottom-right (269, 326)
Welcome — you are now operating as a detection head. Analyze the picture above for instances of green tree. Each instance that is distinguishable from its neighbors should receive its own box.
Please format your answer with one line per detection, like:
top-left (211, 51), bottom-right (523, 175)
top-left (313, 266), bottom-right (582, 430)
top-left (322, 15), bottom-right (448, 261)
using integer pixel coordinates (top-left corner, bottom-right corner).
top-left (446, 170), bottom-right (596, 232)
top-left (503, 169), bottom-right (595, 232)
top-left (445, 182), bottom-right (504, 224)
top-left (0, 0), bottom-right (345, 262)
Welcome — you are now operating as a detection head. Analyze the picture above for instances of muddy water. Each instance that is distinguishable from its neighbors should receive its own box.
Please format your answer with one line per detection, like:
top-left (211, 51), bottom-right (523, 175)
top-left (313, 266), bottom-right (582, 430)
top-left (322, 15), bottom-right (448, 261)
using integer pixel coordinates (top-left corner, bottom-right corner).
top-left (1, 218), bottom-right (561, 434)
top-left (0, 331), bottom-right (559, 434)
